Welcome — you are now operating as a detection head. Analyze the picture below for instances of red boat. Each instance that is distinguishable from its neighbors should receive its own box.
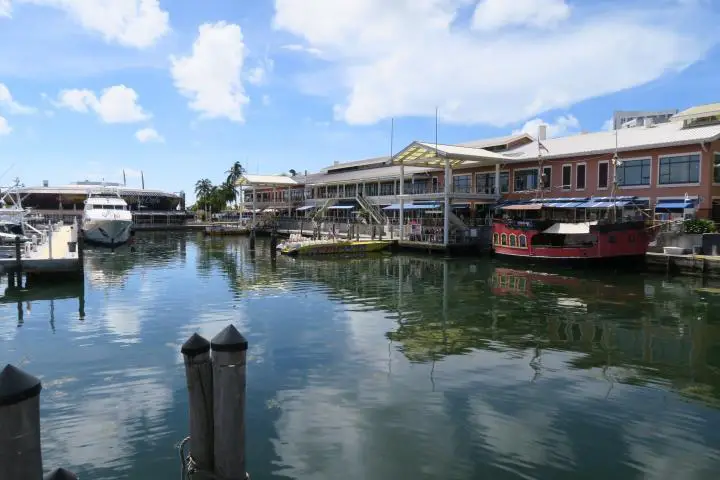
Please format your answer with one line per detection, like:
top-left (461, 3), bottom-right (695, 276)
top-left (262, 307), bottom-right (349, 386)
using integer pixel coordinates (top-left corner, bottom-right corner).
top-left (491, 196), bottom-right (650, 263)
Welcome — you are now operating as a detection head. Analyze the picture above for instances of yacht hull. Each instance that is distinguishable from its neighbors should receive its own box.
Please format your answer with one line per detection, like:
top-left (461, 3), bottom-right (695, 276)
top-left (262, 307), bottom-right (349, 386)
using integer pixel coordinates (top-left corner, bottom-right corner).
top-left (82, 218), bottom-right (133, 247)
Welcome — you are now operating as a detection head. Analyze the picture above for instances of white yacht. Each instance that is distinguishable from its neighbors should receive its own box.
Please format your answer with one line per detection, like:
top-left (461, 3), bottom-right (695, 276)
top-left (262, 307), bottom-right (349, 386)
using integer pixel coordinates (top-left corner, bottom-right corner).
top-left (82, 189), bottom-right (133, 247)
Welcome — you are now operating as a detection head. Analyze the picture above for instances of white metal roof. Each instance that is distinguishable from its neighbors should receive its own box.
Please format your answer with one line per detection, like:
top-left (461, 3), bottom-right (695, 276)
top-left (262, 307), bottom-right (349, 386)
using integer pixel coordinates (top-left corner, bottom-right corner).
top-left (502, 121), bottom-right (720, 162)
top-left (303, 165), bottom-right (435, 185)
top-left (19, 185), bottom-right (179, 197)
top-left (393, 141), bottom-right (508, 168)
top-left (237, 174), bottom-right (298, 187)
top-left (671, 103), bottom-right (720, 123)
top-left (459, 133), bottom-right (533, 148)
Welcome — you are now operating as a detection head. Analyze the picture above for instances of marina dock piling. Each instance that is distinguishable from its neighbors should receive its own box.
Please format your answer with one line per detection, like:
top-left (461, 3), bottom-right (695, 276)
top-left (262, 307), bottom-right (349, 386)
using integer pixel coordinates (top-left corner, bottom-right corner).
top-left (270, 230), bottom-right (278, 258)
top-left (0, 364), bottom-right (43, 480)
top-left (14, 236), bottom-right (23, 288)
top-left (181, 333), bottom-right (215, 472)
top-left (44, 468), bottom-right (78, 480)
top-left (211, 325), bottom-right (249, 480)
top-left (249, 229), bottom-right (256, 250)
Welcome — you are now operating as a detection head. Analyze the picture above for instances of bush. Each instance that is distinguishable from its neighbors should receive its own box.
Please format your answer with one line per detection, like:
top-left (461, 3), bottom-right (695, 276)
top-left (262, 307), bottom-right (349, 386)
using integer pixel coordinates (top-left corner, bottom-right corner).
top-left (684, 219), bottom-right (717, 234)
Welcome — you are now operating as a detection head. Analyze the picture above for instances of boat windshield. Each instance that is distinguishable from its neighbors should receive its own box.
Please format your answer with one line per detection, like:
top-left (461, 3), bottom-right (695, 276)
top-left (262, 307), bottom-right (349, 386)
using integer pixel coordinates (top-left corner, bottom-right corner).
top-left (90, 204), bottom-right (126, 210)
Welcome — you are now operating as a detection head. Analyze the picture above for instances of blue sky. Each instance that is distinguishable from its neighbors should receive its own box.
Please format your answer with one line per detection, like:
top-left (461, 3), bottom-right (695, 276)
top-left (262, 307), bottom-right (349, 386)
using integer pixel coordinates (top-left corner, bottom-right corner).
top-left (0, 0), bottom-right (719, 203)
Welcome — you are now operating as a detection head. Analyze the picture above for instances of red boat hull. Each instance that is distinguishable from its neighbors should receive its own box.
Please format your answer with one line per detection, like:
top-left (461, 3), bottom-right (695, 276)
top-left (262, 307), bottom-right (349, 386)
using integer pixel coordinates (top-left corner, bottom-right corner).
top-left (491, 220), bottom-right (649, 261)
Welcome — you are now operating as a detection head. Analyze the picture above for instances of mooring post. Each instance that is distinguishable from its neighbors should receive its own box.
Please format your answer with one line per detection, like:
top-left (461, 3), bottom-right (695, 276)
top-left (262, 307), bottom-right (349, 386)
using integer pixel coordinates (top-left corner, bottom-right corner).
top-left (249, 229), bottom-right (256, 251)
top-left (47, 225), bottom-right (53, 260)
top-left (356, 224), bottom-right (360, 241)
top-left (44, 467), bottom-right (78, 479)
top-left (14, 236), bottom-right (22, 289)
top-left (299, 219), bottom-right (304, 236)
top-left (270, 234), bottom-right (277, 258)
top-left (372, 225), bottom-right (376, 240)
top-left (0, 364), bottom-right (43, 480)
top-left (211, 325), bottom-right (248, 480)
top-left (181, 333), bottom-right (214, 473)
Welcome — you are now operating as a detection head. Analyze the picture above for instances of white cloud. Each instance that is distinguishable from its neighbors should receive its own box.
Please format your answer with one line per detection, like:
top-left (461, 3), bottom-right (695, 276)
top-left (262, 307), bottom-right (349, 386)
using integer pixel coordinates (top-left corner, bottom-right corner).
top-left (272, 0), bottom-right (717, 126)
top-left (247, 57), bottom-right (274, 85)
top-left (281, 43), bottom-right (324, 57)
top-left (0, 0), bottom-right (10, 17)
top-left (0, 115), bottom-right (11, 135)
top-left (472, 0), bottom-right (571, 32)
top-left (56, 85), bottom-right (151, 123)
top-left (170, 22), bottom-right (249, 123)
top-left (0, 83), bottom-right (36, 114)
top-left (514, 114), bottom-right (580, 138)
top-left (601, 117), bottom-right (614, 131)
top-left (15, 0), bottom-right (169, 48)
top-left (134, 126), bottom-right (163, 143)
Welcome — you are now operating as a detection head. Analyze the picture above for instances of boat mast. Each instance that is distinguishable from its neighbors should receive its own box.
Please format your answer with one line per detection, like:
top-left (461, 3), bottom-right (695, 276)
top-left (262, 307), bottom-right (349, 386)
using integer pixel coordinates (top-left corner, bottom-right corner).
top-left (610, 127), bottom-right (620, 223)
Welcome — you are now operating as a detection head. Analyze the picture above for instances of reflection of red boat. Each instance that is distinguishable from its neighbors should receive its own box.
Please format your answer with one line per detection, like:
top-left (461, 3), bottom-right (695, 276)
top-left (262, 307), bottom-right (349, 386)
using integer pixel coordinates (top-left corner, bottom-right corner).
top-left (491, 267), bottom-right (578, 297)
top-left (492, 197), bottom-right (650, 264)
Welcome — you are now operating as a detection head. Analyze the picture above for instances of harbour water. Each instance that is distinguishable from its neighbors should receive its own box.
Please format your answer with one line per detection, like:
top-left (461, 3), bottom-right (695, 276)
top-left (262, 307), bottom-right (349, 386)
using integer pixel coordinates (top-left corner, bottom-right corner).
top-left (2, 232), bottom-right (720, 479)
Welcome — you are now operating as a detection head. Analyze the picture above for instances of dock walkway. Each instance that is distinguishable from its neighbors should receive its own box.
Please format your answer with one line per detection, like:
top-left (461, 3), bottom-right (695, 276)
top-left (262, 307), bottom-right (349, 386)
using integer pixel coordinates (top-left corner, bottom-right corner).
top-left (0, 223), bottom-right (83, 283)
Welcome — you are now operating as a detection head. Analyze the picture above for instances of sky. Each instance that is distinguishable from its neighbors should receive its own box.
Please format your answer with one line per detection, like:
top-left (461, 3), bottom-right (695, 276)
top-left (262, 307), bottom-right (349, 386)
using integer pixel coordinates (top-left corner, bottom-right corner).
top-left (0, 0), bottom-right (719, 203)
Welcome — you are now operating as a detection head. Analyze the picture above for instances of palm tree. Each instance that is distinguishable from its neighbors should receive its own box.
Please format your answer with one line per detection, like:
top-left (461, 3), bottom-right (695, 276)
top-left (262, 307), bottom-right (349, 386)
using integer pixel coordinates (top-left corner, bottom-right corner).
top-left (225, 161), bottom-right (245, 209)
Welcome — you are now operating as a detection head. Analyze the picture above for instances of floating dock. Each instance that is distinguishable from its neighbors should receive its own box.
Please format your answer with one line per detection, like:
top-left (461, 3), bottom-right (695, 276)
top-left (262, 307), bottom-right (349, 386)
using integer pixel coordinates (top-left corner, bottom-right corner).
top-left (0, 222), bottom-right (84, 286)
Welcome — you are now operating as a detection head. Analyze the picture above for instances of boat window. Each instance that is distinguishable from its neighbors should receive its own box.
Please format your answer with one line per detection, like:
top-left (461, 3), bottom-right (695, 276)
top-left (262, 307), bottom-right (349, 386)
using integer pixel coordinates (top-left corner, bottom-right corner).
top-left (509, 234), bottom-right (517, 247)
top-left (493, 232), bottom-right (499, 245)
top-left (519, 234), bottom-right (527, 248)
top-left (501, 233), bottom-right (507, 246)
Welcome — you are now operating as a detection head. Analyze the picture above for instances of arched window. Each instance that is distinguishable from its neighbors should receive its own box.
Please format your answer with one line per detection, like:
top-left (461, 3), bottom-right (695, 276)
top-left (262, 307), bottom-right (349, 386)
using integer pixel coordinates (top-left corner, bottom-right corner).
top-left (493, 232), bottom-right (499, 245)
top-left (501, 233), bottom-right (507, 246)
top-left (519, 234), bottom-right (527, 248)
top-left (509, 234), bottom-right (517, 247)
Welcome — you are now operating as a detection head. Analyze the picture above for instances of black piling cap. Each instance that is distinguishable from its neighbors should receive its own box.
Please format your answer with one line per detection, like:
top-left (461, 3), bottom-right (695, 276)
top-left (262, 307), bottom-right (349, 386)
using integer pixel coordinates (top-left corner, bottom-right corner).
top-left (181, 333), bottom-right (211, 357)
top-left (44, 468), bottom-right (78, 480)
top-left (211, 324), bottom-right (248, 352)
top-left (0, 364), bottom-right (42, 407)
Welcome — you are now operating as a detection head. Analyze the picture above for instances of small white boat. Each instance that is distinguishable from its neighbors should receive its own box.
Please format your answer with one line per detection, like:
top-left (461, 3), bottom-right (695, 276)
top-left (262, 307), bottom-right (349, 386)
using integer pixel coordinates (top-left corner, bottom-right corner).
top-left (82, 188), bottom-right (133, 247)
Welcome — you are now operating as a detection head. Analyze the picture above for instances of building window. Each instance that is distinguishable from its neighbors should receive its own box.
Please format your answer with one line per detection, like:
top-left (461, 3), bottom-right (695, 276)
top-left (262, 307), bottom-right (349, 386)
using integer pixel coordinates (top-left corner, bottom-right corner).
top-left (617, 158), bottom-right (651, 187)
top-left (477, 172), bottom-right (510, 194)
top-left (453, 175), bottom-right (472, 194)
top-left (659, 154), bottom-right (700, 185)
top-left (598, 162), bottom-right (609, 189)
top-left (542, 166), bottom-right (552, 189)
top-left (501, 233), bottom-right (507, 246)
top-left (499, 172), bottom-right (509, 193)
top-left (562, 165), bottom-right (572, 190)
top-left (514, 168), bottom-right (539, 192)
top-left (715, 153), bottom-right (720, 183)
top-left (519, 234), bottom-right (527, 248)
top-left (576, 164), bottom-right (586, 190)
top-left (510, 234), bottom-right (517, 247)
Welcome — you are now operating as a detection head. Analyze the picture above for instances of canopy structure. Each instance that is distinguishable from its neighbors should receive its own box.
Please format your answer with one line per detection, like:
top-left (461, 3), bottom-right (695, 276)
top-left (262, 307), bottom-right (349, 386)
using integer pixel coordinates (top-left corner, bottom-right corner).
top-left (327, 205), bottom-right (355, 210)
top-left (297, 205), bottom-right (315, 211)
top-left (392, 141), bottom-right (509, 168)
top-left (655, 199), bottom-right (696, 210)
top-left (235, 174), bottom-right (298, 188)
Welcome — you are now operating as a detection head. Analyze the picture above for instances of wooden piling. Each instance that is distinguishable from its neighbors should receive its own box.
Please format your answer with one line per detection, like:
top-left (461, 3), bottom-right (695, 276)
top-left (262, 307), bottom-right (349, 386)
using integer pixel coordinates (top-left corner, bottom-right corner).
top-left (77, 234), bottom-right (85, 275)
top-left (0, 364), bottom-right (43, 480)
top-left (44, 467), bottom-right (78, 480)
top-left (270, 231), bottom-right (278, 258)
top-left (14, 236), bottom-right (22, 288)
top-left (211, 325), bottom-right (249, 480)
top-left (249, 229), bottom-right (256, 250)
top-left (181, 333), bottom-right (214, 473)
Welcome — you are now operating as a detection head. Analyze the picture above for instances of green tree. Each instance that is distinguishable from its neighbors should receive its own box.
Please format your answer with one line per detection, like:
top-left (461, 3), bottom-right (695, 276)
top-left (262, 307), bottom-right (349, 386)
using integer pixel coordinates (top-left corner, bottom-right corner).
top-left (225, 161), bottom-right (245, 209)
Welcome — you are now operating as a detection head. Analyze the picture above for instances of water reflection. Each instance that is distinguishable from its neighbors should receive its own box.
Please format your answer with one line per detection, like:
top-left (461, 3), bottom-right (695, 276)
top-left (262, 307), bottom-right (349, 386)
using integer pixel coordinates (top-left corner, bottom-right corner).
top-left (1, 234), bottom-right (720, 479)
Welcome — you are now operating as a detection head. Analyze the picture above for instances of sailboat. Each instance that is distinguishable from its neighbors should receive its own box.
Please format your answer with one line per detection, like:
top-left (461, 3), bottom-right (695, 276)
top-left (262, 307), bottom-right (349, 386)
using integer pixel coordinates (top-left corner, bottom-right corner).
top-left (490, 127), bottom-right (650, 264)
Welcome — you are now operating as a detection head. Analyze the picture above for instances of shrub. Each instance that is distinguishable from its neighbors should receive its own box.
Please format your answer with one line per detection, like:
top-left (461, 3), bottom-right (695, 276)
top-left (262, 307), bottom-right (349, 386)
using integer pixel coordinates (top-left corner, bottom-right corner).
top-left (684, 219), bottom-right (717, 234)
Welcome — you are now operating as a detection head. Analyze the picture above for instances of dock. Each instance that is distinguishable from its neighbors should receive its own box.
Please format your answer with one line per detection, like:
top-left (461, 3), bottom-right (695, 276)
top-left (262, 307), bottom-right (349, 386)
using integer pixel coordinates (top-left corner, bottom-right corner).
top-left (0, 222), bottom-right (84, 286)
top-left (646, 252), bottom-right (720, 278)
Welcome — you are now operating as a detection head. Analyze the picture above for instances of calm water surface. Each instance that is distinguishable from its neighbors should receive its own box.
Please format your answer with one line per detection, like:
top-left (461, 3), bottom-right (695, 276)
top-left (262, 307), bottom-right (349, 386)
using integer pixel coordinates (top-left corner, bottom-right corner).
top-left (2, 232), bottom-right (720, 479)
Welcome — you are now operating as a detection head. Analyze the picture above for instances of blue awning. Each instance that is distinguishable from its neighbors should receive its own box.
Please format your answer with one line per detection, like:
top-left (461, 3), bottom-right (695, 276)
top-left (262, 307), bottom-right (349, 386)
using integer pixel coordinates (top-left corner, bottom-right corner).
top-left (327, 205), bottom-right (355, 210)
top-left (296, 205), bottom-right (315, 211)
top-left (655, 200), bottom-right (695, 210)
top-left (383, 203), bottom-right (440, 210)
top-left (576, 200), bottom-right (631, 208)
top-left (547, 201), bottom-right (586, 208)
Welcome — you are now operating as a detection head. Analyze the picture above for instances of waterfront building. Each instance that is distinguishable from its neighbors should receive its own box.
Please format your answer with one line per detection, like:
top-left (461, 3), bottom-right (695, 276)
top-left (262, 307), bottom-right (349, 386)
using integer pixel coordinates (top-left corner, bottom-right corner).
top-left (239, 102), bottom-right (720, 243)
top-left (13, 180), bottom-right (189, 226)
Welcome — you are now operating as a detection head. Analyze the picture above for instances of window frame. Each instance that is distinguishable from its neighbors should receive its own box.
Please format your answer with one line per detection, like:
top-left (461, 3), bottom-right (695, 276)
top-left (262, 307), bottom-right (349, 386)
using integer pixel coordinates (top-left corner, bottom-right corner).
top-left (562, 164), bottom-right (572, 190)
top-left (513, 167), bottom-right (540, 193)
top-left (475, 170), bottom-right (510, 195)
top-left (575, 162), bottom-right (587, 191)
top-left (713, 152), bottom-right (720, 185)
top-left (616, 156), bottom-right (652, 189)
top-left (597, 160), bottom-right (610, 190)
top-left (452, 173), bottom-right (473, 194)
top-left (542, 166), bottom-right (552, 190)
top-left (657, 152), bottom-right (702, 187)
